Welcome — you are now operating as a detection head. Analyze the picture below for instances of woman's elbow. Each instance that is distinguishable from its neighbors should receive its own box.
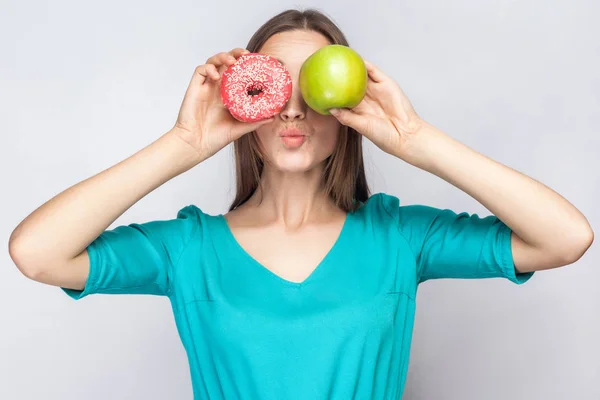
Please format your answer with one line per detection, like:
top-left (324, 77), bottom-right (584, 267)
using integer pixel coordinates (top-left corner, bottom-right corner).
top-left (9, 232), bottom-right (89, 291)
top-left (561, 224), bottom-right (594, 266)
top-left (8, 233), bottom-right (44, 280)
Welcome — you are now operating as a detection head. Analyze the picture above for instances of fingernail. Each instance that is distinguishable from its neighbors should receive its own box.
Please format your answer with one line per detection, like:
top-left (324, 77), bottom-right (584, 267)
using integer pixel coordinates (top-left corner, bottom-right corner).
top-left (329, 109), bottom-right (340, 115)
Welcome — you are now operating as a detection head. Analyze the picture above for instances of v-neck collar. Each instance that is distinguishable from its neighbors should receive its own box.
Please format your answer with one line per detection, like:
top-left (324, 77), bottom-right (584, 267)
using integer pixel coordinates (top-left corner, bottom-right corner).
top-left (216, 211), bottom-right (353, 288)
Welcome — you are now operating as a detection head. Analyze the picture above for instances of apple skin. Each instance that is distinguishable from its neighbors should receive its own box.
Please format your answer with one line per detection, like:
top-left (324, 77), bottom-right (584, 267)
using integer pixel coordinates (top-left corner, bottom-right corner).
top-left (299, 44), bottom-right (368, 115)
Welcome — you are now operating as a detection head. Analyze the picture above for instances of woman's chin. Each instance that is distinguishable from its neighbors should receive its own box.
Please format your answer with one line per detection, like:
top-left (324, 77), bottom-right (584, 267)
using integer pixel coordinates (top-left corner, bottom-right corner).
top-left (269, 154), bottom-right (319, 173)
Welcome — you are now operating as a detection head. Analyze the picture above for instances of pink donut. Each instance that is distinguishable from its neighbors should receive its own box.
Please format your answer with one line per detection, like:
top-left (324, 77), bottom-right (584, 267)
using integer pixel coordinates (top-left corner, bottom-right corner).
top-left (220, 53), bottom-right (292, 123)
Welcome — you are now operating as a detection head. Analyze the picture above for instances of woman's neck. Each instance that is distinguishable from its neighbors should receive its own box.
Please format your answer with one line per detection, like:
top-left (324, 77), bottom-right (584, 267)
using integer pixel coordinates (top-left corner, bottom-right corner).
top-left (244, 164), bottom-right (341, 228)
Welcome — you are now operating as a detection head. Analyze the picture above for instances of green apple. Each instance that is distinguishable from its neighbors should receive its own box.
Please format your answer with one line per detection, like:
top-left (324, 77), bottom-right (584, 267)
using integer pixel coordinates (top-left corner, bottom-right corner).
top-left (299, 44), bottom-right (367, 115)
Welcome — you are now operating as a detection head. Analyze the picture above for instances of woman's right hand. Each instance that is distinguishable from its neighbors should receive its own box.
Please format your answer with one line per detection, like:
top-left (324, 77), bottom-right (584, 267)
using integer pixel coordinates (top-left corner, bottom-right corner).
top-left (172, 48), bottom-right (276, 161)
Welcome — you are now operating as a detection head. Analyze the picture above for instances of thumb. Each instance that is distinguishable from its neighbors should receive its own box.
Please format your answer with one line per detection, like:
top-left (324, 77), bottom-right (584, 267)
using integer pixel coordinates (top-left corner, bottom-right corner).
top-left (329, 108), bottom-right (365, 133)
top-left (252, 115), bottom-right (277, 129)
top-left (231, 115), bottom-right (277, 138)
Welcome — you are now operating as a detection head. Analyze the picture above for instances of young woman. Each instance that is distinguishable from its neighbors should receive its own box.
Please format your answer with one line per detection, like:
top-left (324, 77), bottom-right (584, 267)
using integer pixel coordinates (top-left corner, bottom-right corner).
top-left (9, 8), bottom-right (593, 400)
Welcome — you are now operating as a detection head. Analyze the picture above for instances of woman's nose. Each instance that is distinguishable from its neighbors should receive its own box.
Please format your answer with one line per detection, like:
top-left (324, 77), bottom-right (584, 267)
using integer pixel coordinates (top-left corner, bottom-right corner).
top-left (279, 88), bottom-right (307, 121)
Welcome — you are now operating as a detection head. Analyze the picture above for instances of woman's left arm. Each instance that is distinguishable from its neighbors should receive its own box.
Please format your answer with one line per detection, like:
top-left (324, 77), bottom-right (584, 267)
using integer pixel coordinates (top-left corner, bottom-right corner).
top-left (329, 60), bottom-right (594, 273)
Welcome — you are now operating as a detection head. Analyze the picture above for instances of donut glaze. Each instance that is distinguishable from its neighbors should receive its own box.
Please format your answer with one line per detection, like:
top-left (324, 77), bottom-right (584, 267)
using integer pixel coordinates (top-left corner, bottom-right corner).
top-left (220, 53), bottom-right (292, 122)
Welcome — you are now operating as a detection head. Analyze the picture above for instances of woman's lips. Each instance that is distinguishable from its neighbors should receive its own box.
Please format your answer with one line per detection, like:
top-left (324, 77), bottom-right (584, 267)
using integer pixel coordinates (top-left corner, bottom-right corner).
top-left (279, 127), bottom-right (306, 148)
top-left (281, 135), bottom-right (306, 148)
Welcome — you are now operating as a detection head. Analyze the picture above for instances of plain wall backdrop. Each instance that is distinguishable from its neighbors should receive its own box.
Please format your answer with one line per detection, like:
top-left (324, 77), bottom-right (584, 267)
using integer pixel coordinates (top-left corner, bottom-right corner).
top-left (1, 0), bottom-right (598, 399)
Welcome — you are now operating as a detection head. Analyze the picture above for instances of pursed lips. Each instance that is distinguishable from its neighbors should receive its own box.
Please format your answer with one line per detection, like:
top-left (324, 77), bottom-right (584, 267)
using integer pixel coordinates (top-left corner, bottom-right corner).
top-left (278, 127), bottom-right (308, 148)
top-left (279, 127), bottom-right (306, 137)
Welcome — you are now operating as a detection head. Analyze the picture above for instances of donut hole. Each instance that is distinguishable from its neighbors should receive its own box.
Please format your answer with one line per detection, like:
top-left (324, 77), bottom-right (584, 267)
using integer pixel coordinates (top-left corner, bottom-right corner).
top-left (247, 83), bottom-right (265, 97)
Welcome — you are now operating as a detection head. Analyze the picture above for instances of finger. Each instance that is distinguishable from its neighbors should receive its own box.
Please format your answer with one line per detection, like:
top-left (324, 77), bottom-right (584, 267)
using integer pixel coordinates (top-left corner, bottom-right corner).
top-left (217, 63), bottom-right (230, 75)
top-left (221, 52), bottom-right (238, 66)
top-left (205, 64), bottom-right (220, 81)
top-left (208, 49), bottom-right (250, 77)
top-left (363, 60), bottom-right (388, 84)
top-left (206, 52), bottom-right (236, 69)
top-left (230, 48), bottom-right (251, 58)
top-left (329, 108), bottom-right (368, 134)
top-left (230, 115), bottom-right (277, 139)
top-left (193, 64), bottom-right (219, 86)
top-left (192, 65), bottom-right (209, 86)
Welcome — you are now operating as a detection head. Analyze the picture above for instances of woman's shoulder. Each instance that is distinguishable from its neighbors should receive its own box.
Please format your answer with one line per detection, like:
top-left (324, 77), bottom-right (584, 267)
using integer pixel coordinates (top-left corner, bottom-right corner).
top-left (160, 204), bottom-right (226, 250)
top-left (173, 203), bottom-right (230, 237)
top-left (176, 204), bottom-right (205, 220)
top-left (355, 192), bottom-right (400, 217)
top-left (350, 192), bottom-right (401, 230)
top-left (363, 192), bottom-right (400, 208)
top-left (356, 192), bottom-right (444, 226)
top-left (176, 203), bottom-right (227, 221)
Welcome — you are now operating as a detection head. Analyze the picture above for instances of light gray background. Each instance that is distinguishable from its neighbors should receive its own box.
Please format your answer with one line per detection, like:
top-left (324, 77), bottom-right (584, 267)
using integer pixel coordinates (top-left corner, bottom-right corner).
top-left (1, 0), bottom-right (598, 399)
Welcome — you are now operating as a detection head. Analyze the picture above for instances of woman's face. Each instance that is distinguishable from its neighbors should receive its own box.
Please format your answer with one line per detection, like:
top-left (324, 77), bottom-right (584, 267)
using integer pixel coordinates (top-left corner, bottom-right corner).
top-left (254, 30), bottom-right (341, 173)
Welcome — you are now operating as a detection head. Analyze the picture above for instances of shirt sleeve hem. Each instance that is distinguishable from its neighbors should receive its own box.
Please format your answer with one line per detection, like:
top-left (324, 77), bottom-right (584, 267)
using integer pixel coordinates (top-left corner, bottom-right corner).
top-left (499, 223), bottom-right (534, 285)
top-left (60, 239), bottom-right (102, 300)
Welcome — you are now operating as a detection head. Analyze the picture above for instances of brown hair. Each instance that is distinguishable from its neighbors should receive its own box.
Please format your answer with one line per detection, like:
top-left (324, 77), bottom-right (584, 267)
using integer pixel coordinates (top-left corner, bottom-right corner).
top-left (228, 8), bottom-right (370, 212)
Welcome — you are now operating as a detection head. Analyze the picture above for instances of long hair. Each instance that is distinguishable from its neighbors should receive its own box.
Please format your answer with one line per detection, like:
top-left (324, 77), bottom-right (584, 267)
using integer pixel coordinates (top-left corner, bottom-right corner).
top-left (229, 8), bottom-right (370, 212)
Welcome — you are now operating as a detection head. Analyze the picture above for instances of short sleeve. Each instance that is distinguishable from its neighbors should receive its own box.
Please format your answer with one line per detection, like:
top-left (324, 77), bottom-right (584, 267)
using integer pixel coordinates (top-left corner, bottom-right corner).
top-left (61, 205), bottom-right (201, 299)
top-left (374, 192), bottom-right (534, 285)
top-left (397, 204), bottom-right (534, 284)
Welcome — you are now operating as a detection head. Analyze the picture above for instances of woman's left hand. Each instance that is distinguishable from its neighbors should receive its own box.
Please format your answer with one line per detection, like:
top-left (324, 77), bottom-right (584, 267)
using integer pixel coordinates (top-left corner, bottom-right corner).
top-left (329, 60), bottom-right (425, 160)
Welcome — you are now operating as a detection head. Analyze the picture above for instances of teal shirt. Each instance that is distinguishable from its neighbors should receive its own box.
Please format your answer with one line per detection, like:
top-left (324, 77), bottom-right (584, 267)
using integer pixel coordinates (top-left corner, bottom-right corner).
top-left (62, 192), bottom-right (533, 399)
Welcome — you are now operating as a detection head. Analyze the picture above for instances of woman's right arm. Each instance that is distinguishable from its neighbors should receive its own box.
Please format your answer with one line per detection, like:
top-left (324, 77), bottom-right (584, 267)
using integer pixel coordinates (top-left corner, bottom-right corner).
top-left (8, 130), bottom-right (203, 290)
top-left (9, 47), bottom-right (276, 291)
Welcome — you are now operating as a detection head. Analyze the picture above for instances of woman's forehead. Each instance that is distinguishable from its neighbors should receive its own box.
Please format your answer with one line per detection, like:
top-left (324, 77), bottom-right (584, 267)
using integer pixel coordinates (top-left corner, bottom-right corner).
top-left (259, 30), bottom-right (330, 67)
